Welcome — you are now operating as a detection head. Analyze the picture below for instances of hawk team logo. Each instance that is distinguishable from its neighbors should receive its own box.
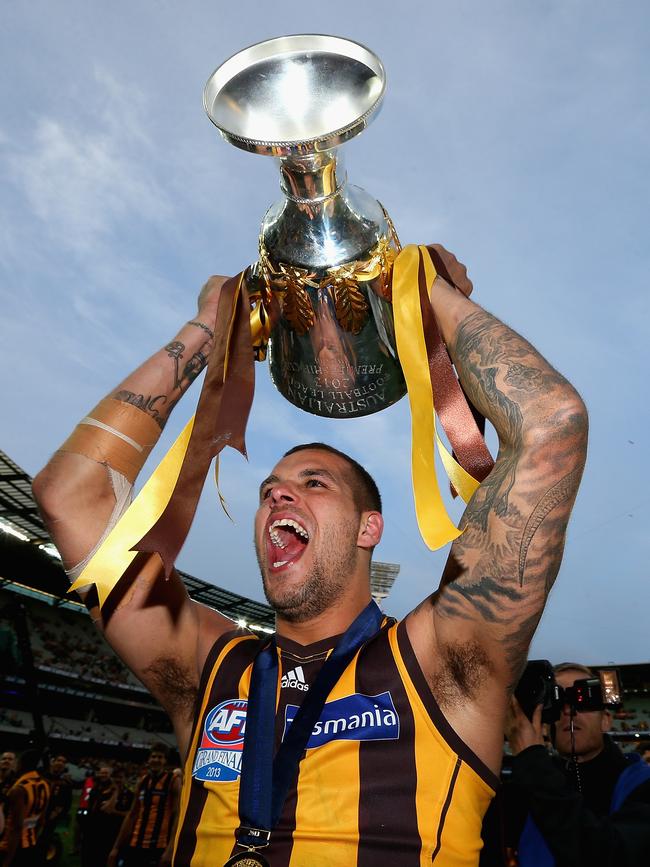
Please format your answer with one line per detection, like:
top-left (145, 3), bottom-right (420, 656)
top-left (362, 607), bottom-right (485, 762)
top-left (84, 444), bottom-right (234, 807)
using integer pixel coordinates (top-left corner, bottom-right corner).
top-left (192, 699), bottom-right (247, 782)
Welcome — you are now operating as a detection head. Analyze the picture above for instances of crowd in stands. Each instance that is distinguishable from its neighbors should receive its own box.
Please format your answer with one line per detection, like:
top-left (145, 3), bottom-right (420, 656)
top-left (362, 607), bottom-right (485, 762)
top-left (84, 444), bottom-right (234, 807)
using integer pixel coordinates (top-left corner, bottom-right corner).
top-left (0, 710), bottom-right (174, 756)
top-left (24, 600), bottom-right (142, 691)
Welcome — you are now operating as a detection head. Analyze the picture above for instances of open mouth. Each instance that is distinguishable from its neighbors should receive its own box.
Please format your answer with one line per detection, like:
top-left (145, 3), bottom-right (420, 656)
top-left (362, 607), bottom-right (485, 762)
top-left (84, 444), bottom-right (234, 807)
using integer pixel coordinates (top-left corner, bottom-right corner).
top-left (265, 517), bottom-right (310, 572)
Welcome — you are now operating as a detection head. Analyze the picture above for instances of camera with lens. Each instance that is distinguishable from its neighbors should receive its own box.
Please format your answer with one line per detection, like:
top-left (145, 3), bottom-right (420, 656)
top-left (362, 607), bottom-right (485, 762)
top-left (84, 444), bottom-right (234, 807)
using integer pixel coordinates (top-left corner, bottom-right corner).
top-left (514, 660), bottom-right (622, 723)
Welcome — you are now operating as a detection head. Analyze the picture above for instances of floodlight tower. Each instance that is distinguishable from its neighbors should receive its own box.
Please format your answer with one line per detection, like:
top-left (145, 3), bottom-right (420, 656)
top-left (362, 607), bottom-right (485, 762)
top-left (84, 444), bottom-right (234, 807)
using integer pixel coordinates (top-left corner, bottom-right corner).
top-left (370, 561), bottom-right (400, 607)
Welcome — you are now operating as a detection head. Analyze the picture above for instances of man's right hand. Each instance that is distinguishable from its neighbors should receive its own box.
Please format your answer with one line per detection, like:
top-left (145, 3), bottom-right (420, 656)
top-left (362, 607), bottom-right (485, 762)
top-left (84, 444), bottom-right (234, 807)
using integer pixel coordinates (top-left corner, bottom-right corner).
top-left (196, 274), bottom-right (230, 323)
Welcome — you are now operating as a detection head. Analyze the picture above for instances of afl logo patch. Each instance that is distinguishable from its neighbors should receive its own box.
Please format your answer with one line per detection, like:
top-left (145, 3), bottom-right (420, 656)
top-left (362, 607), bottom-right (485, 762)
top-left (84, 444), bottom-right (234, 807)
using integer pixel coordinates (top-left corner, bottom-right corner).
top-left (192, 699), bottom-right (247, 783)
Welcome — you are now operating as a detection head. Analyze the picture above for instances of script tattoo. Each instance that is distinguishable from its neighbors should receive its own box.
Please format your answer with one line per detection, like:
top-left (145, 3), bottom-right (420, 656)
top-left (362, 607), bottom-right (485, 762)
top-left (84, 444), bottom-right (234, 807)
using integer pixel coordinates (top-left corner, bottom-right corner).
top-left (114, 391), bottom-right (168, 429)
top-left (114, 329), bottom-right (212, 429)
top-left (426, 310), bottom-right (587, 704)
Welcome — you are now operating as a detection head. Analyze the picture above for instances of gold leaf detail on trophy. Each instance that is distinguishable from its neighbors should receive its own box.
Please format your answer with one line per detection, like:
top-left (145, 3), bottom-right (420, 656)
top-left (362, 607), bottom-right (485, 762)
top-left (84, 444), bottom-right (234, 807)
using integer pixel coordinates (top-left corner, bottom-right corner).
top-left (282, 278), bottom-right (315, 335)
top-left (256, 226), bottom-right (402, 333)
top-left (369, 236), bottom-right (398, 298)
top-left (329, 275), bottom-right (369, 335)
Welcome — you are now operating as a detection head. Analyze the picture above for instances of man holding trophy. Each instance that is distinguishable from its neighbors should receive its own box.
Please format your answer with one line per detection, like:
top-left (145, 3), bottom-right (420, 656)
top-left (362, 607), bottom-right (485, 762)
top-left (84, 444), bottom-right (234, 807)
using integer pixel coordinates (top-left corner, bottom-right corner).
top-left (33, 36), bottom-right (588, 867)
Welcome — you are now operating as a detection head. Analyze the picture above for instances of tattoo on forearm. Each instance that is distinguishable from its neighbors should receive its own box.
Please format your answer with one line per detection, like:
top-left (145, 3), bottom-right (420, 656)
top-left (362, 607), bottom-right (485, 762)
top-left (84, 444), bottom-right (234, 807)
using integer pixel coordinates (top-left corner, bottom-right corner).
top-left (113, 333), bottom-right (211, 429)
top-left (188, 320), bottom-right (214, 340)
top-left (518, 467), bottom-right (582, 585)
top-left (165, 340), bottom-right (209, 392)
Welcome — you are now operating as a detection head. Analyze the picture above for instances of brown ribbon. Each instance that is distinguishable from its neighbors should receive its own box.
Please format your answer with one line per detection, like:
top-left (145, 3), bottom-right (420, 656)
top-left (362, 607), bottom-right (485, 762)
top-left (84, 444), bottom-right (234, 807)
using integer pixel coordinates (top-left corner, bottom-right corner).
top-left (419, 246), bottom-right (494, 487)
top-left (133, 274), bottom-right (255, 576)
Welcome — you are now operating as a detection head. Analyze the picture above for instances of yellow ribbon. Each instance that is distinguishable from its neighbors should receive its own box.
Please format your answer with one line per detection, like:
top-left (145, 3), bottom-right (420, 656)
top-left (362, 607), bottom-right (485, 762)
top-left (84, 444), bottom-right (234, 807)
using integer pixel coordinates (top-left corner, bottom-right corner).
top-left (392, 245), bottom-right (480, 550)
top-left (69, 415), bottom-right (195, 606)
top-left (249, 292), bottom-right (273, 361)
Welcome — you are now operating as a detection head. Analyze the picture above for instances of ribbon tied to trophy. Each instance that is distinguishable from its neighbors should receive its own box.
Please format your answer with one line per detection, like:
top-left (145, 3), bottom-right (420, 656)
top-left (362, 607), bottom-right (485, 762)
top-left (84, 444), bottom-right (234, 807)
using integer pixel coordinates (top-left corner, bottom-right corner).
top-left (70, 35), bottom-right (494, 607)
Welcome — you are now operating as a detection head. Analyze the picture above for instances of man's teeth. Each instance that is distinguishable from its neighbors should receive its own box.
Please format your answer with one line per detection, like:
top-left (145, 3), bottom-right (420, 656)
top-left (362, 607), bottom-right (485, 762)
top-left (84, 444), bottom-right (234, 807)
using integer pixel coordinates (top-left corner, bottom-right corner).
top-left (273, 560), bottom-right (288, 568)
top-left (268, 518), bottom-right (310, 548)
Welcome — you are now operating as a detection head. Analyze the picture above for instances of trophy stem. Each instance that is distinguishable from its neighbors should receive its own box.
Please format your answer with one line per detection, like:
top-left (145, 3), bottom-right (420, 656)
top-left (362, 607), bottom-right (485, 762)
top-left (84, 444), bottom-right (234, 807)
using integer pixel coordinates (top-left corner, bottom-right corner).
top-left (279, 151), bottom-right (347, 203)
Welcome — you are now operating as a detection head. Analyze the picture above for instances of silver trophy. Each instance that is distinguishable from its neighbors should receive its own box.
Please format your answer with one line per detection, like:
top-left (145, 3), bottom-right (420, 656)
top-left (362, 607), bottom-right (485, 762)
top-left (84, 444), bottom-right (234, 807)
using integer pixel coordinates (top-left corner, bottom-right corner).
top-left (204, 35), bottom-right (406, 419)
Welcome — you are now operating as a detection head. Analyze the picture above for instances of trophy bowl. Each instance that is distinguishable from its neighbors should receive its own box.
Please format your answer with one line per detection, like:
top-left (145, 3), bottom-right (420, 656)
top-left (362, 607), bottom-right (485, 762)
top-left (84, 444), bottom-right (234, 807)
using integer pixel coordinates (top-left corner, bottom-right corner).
top-left (205, 35), bottom-right (406, 419)
top-left (203, 34), bottom-right (386, 156)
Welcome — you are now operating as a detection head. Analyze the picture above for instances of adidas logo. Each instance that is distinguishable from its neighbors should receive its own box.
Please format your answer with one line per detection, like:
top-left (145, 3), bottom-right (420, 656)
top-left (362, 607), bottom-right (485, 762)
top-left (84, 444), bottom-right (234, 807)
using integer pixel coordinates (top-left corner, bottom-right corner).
top-left (281, 665), bottom-right (309, 692)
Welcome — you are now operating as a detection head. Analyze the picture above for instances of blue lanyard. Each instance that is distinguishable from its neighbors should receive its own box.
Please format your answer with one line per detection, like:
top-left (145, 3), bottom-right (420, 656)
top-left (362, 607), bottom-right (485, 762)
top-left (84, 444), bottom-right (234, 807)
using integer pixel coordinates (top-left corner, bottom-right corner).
top-left (236, 600), bottom-right (384, 849)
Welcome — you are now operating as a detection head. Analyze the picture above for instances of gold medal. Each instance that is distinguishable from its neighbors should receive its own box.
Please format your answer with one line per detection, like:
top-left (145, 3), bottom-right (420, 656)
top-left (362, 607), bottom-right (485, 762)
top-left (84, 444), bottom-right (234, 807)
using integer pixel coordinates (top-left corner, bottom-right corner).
top-left (223, 850), bottom-right (270, 867)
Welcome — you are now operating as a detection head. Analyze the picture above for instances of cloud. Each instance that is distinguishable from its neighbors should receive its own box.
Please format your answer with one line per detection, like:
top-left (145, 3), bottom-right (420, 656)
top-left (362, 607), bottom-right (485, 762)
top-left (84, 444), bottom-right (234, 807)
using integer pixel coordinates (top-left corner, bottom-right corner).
top-left (6, 73), bottom-right (172, 258)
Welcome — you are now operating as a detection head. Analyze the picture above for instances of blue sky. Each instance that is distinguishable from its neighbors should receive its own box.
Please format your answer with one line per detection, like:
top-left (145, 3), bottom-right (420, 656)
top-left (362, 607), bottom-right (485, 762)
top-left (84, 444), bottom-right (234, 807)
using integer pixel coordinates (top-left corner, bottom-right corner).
top-left (1, 1), bottom-right (648, 664)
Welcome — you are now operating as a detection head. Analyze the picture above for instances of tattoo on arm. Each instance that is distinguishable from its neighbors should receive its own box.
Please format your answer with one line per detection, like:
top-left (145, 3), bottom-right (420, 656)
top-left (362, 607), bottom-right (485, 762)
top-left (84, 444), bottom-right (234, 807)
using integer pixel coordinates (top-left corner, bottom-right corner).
top-left (164, 340), bottom-right (208, 392)
top-left (188, 320), bottom-right (215, 340)
top-left (451, 311), bottom-right (572, 439)
top-left (518, 466), bottom-right (583, 586)
top-left (425, 309), bottom-right (588, 699)
top-left (113, 330), bottom-right (212, 429)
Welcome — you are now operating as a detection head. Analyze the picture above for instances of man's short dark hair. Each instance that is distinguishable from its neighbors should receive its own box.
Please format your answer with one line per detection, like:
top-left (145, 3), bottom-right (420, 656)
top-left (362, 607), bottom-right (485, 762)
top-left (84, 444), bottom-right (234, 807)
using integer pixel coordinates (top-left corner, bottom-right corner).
top-left (553, 662), bottom-right (595, 679)
top-left (283, 443), bottom-right (382, 514)
top-left (149, 742), bottom-right (169, 758)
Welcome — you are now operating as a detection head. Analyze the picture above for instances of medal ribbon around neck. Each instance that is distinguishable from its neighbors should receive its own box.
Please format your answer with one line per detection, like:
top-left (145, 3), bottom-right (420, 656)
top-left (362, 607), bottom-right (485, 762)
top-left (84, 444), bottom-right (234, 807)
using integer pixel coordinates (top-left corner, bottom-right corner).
top-left (234, 601), bottom-right (385, 855)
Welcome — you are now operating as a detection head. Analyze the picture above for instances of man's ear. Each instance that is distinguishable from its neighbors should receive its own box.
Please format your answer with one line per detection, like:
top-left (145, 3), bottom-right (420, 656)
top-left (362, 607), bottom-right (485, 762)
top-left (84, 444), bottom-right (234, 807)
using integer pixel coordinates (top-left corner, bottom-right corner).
top-left (601, 710), bottom-right (613, 734)
top-left (357, 511), bottom-right (383, 550)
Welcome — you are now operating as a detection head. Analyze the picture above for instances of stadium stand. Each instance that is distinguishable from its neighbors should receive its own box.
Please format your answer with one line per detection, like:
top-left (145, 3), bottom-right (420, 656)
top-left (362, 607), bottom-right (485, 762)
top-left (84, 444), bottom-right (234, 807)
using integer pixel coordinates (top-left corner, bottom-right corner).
top-left (0, 448), bottom-right (274, 765)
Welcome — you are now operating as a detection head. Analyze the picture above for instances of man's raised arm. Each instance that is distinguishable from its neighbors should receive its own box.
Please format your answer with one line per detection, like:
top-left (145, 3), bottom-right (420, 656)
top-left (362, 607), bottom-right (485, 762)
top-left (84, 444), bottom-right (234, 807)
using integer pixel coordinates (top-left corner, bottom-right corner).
top-left (32, 276), bottom-right (235, 753)
top-left (407, 252), bottom-right (588, 733)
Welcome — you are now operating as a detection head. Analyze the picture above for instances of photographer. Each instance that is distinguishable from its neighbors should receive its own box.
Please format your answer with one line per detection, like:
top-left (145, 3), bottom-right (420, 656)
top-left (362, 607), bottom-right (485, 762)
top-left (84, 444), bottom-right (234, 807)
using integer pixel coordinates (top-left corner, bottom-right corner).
top-left (505, 663), bottom-right (650, 866)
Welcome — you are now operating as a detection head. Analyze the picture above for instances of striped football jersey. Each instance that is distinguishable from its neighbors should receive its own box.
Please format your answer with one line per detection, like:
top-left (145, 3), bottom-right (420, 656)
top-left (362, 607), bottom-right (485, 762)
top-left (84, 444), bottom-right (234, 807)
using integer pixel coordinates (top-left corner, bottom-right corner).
top-left (172, 619), bottom-right (497, 866)
top-left (129, 770), bottom-right (175, 850)
top-left (0, 770), bottom-right (50, 851)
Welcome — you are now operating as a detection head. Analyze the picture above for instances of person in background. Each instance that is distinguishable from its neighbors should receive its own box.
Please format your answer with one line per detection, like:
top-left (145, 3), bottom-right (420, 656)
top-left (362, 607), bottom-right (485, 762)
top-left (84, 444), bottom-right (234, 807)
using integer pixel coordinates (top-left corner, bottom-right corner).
top-left (40, 754), bottom-right (72, 862)
top-left (81, 764), bottom-right (117, 867)
top-left (72, 767), bottom-right (94, 856)
top-left (102, 766), bottom-right (134, 859)
top-left (505, 662), bottom-right (650, 866)
top-left (109, 744), bottom-right (180, 867)
top-left (0, 750), bottom-right (50, 867)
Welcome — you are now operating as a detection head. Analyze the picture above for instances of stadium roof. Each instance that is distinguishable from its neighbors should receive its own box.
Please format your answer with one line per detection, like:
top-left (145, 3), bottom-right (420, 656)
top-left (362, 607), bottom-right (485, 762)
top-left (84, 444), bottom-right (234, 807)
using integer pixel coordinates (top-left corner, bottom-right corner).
top-left (0, 449), bottom-right (275, 631)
